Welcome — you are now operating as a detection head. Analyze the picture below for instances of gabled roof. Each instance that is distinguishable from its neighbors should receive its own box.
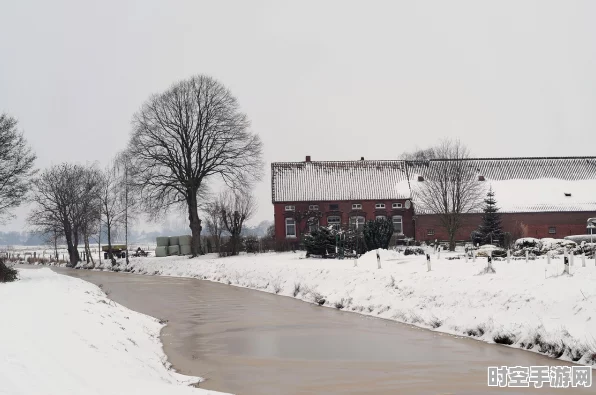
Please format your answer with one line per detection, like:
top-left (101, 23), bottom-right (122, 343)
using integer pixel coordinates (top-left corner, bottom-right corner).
top-left (271, 160), bottom-right (411, 203)
top-left (272, 156), bottom-right (596, 213)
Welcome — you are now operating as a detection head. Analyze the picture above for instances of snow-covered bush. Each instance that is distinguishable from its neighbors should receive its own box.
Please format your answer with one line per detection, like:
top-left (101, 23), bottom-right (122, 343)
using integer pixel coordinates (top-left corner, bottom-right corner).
top-left (243, 235), bottom-right (259, 254)
top-left (404, 247), bottom-right (425, 256)
top-left (514, 238), bottom-right (540, 249)
top-left (470, 230), bottom-right (483, 246)
top-left (362, 218), bottom-right (393, 251)
top-left (0, 259), bottom-right (18, 283)
top-left (303, 226), bottom-right (335, 257)
top-left (539, 238), bottom-right (576, 255)
top-left (476, 245), bottom-right (507, 257)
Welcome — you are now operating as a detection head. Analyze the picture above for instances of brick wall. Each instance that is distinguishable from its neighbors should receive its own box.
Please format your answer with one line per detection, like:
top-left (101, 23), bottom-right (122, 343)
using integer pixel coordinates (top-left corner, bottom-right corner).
top-left (274, 199), bottom-right (415, 241)
top-left (414, 211), bottom-right (596, 243)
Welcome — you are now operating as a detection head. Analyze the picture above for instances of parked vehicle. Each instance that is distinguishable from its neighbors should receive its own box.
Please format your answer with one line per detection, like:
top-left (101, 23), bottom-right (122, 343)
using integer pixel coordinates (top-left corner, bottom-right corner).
top-left (102, 245), bottom-right (126, 259)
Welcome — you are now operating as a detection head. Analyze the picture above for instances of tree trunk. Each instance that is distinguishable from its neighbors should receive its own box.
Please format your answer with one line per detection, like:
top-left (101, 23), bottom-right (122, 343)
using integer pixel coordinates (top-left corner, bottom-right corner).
top-left (231, 233), bottom-right (239, 256)
top-left (107, 221), bottom-right (116, 265)
top-left (448, 231), bottom-right (456, 251)
top-left (188, 192), bottom-right (203, 256)
top-left (73, 232), bottom-right (81, 265)
top-left (97, 225), bottom-right (102, 267)
top-left (64, 224), bottom-right (77, 267)
top-left (124, 163), bottom-right (130, 266)
top-left (53, 231), bottom-right (58, 260)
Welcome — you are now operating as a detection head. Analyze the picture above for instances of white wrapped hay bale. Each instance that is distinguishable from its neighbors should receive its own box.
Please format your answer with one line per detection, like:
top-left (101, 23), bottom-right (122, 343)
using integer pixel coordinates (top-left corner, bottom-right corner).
top-left (180, 244), bottom-right (192, 255)
top-left (168, 245), bottom-right (180, 256)
top-left (178, 235), bottom-right (192, 246)
top-left (169, 236), bottom-right (179, 246)
top-left (156, 237), bottom-right (169, 247)
top-left (155, 246), bottom-right (168, 257)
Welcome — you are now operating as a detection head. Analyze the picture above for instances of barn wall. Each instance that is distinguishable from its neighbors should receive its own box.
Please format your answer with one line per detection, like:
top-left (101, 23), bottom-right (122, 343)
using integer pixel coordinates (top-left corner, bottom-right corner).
top-left (414, 211), bottom-right (596, 243)
top-left (274, 199), bottom-right (415, 242)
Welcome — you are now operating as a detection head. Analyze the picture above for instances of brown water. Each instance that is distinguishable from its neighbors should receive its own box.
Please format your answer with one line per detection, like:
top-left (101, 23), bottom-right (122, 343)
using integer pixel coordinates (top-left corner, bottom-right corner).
top-left (53, 268), bottom-right (590, 395)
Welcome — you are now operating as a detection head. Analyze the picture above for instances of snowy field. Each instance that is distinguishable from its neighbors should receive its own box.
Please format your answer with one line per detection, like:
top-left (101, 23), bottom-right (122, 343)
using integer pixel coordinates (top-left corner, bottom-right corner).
top-left (0, 268), bottom-right (227, 395)
top-left (0, 243), bottom-right (156, 263)
top-left (122, 250), bottom-right (596, 366)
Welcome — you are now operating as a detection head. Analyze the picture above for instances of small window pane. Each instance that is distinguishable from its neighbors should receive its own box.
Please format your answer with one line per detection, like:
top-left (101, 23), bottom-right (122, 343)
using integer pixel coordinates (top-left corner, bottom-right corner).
top-left (285, 218), bottom-right (296, 237)
top-left (427, 229), bottom-right (434, 236)
top-left (375, 203), bottom-right (385, 209)
top-left (376, 215), bottom-right (386, 221)
top-left (327, 216), bottom-right (341, 230)
top-left (548, 227), bottom-right (556, 234)
top-left (285, 205), bottom-right (295, 211)
top-left (392, 215), bottom-right (403, 233)
top-left (352, 203), bottom-right (362, 210)
top-left (329, 204), bottom-right (339, 210)
top-left (350, 216), bottom-right (365, 229)
top-left (309, 205), bottom-right (319, 211)
top-left (392, 202), bottom-right (402, 209)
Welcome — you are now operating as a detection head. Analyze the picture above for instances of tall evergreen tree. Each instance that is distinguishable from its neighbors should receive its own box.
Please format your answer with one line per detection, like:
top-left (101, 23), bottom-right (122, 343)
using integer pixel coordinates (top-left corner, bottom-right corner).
top-left (478, 187), bottom-right (504, 245)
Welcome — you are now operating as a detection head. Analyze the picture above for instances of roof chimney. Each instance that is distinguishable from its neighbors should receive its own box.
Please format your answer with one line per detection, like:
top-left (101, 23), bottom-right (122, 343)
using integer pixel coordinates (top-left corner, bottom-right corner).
top-left (360, 157), bottom-right (364, 161)
top-left (478, 175), bottom-right (485, 181)
top-left (305, 155), bottom-right (311, 162)
top-left (417, 175), bottom-right (424, 182)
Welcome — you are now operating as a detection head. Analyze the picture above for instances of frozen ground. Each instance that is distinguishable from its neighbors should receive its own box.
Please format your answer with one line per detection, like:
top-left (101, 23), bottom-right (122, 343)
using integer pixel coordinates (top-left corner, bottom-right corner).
top-left (123, 249), bottom-right (596, 366)
top-left (0, 268), bottom-right (227, 395)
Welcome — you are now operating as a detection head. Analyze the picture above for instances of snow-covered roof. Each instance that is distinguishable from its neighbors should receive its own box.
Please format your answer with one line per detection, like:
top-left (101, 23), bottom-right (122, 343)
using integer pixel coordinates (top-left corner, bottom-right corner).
top-left (271, 160), bottom-right (411, 202)
top-left (482, 179), bottom-right (596, 213)
top-left (408, 157), bottom-right (596, 181)
top-left (409, 157), bottom-right (596, 214)
top-left (272, 157), bottom-right (596, 212)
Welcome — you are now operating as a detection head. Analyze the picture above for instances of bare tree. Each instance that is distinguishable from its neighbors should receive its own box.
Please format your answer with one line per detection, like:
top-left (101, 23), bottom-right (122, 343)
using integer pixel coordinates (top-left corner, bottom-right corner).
top-left (99, 163), bottom-right (124, 265)
top-left (414, 139), bottom-right (485, 250)
top-left (0, 114), bottom-right (37, 222)
top-left (203, 194), bottom-right (225, 253)
top-left (127, 75), bottom-right (263, 256)
top-left (79, 169), bottom-right (102, 266)
top-left (221, 190), bottom-right (256, 255)
top-left (400, 147), bottom-right (437, 161)
top-left (99, 153), bottom-right (138, 266)
top-left (28, 163), bottom-right (102, 267)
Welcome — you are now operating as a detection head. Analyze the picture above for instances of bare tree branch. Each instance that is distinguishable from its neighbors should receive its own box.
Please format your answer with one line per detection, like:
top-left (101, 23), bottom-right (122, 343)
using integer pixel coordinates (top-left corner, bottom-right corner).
top-left (220, 189), bottom-right (256, 256)
top-left (0, 113), bottom-right (37, 223)
top-left (413, 139), bottom-right (485, 250)
top-left (127, 75), bottom-right (263, 256)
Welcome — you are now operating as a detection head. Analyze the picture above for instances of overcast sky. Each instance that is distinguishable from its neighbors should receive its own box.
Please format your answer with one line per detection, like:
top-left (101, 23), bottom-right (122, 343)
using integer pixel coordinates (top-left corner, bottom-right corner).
top-left (1, 0), bottom-right (596, 232)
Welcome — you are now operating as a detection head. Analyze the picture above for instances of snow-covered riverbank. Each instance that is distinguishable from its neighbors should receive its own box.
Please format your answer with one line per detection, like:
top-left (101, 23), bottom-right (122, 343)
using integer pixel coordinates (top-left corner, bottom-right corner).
top-left (0, 268), bottom-right (227, 395)
top-left (124, 250), bottom-right (596, 366)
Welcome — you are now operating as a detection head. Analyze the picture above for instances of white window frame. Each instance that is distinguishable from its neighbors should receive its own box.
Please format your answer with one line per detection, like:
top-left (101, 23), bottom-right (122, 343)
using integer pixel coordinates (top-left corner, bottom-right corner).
top-left (392, 202), bottom-right (402, 209)
top-left (308, 204), bottom-right (319, 211)
top-left (427, 229), bottom-right (435, 236)
top-left (392, 215), bottom-right (403, 234)
top-left (352, 203), bottom-right (362, 210)
top-left (375, 215), bottom-right (386, 221)
top-left (327, 216), bottom-right (341, 230)
top-left (548, 226), bottom-right (556, 234)
top-left (350, 215), bottom-right (366, 230)
top-left (285, 205), bottom-right (295, 211)
top-left (375, 203), bottom-right (385, 209)
top-left (285, 218), bottom-right (296, 238)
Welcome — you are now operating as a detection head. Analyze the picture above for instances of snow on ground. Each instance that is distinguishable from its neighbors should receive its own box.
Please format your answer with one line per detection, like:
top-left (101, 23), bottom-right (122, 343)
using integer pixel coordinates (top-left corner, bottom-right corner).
top-left (0, 268), bottom-right (228, 395)
top-left (124, 250), bottom-right (596, 365)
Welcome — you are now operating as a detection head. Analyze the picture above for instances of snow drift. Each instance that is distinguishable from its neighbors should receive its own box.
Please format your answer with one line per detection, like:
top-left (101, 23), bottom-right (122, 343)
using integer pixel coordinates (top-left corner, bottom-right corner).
top-left (0, 268), bottom-right (227, 395)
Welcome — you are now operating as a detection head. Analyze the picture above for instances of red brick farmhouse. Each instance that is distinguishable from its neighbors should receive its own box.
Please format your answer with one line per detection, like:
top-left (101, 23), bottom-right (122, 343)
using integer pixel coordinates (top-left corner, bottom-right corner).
top-left (271, 156), bottom-right (596, 245)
